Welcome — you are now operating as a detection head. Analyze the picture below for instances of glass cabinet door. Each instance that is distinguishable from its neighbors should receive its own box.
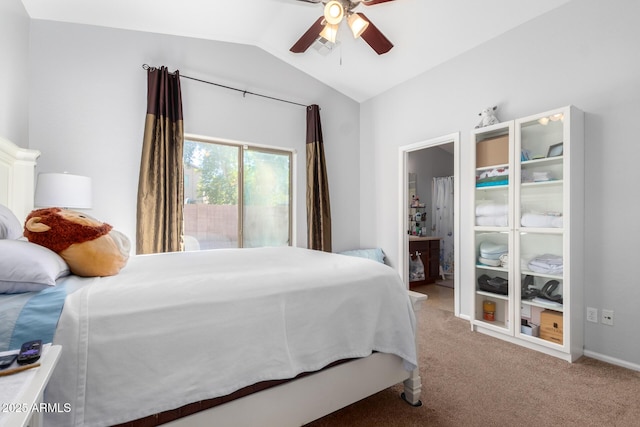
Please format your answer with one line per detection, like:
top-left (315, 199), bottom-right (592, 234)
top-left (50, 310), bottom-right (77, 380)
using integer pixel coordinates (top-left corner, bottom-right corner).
top-left (515, 108), bottom-right (568, 347)
top-left (472, 122), bottom-right (514, 333)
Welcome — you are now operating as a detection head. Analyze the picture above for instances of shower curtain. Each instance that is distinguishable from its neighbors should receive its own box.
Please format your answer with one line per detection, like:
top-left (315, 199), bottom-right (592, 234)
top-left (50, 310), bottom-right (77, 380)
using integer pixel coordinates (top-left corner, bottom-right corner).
top-left (432, 176), bottom-right (454, 276)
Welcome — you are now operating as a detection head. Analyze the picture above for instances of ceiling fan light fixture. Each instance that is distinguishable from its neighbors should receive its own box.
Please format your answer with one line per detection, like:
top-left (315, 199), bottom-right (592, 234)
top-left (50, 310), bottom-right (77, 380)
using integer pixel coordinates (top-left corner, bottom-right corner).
top-left (319, 22), bottom-right (339, 43)
top-left (347, 13), bottom-right (369, 38)
top-left (324, 1), bottom-right (344, 25)
top-left (289, 0), bottom-right (394, 56)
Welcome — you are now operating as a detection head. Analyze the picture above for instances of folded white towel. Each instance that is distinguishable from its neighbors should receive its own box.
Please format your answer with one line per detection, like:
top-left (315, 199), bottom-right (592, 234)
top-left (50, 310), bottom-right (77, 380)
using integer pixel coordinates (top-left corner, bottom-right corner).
top-left (528, 254), bottom-right (563, 274)
top-left (476, 203), bottom-right (509, 216)
top-left (521, 213), bottom-right (563, 228)
top-left (532, 171), bottom-right (553, 181)
top-left (521, 170), bottom-right (554, 183)
top-left (529, 264), bottom-right (563, 274)
top-left (476, 215), bottom-right (509, 227)
top-left (530, 253), bottom-right (563, 265)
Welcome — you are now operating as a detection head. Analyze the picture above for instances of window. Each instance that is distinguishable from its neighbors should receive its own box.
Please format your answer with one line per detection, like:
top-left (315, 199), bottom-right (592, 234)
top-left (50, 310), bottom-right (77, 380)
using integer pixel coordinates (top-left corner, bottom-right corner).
top-left (183, 137), bottom-right (292, 249)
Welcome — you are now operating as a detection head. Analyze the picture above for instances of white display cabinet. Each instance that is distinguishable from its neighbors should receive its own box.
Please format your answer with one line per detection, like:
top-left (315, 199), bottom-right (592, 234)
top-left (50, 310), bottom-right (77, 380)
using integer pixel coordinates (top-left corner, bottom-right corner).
top-left (470, 106), bottom-right (584, 362)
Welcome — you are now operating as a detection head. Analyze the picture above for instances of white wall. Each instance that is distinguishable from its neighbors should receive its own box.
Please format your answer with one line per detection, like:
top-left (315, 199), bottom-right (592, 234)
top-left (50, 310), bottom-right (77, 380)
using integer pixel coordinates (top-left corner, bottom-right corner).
top-left (28, 20), bottom-right (361, 253)
top-left (0, 0), bottom-right (30, 145)
top-left (360, 0), bottom-right (640, 367)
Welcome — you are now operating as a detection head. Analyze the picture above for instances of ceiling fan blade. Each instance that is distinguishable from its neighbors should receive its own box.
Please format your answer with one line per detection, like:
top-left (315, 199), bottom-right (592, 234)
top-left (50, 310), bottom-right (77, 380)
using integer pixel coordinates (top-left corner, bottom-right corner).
top-left (290, 17), bottom-right (325, 53)
top-left (295, 0), bottom-right (323, 3)
top-left (357, 13), bottom-right (394, 55)
top-left (361, 0), bottom-right (396, 5)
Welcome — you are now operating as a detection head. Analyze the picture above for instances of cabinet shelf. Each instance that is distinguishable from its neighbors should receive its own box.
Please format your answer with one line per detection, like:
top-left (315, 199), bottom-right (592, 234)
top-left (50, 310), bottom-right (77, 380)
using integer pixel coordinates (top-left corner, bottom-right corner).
top-left (477, 290), bottom-right (509, 301)
top-left (519, 227), bottom-right (563, 235)
top-left (474, 226), bottom-right (510, 232)
top-left (521, 299), bottom-right (564, 312)
top-left (519, 333), bottom-right (564, 348)
top-left (519, 269), bottom-right (562, 280)
top-left (475, 264), bottom-right (508, 273)
top-left (476, 318), bottom-right (508, 329)
top-left (476, 163), bottom-right (509, 172)
top-left (475, 184), bottom-right (509, 190)
top-left (522, 156), bottom-right (563, 166)
top-left (521, 180), bottom-right (563, 188)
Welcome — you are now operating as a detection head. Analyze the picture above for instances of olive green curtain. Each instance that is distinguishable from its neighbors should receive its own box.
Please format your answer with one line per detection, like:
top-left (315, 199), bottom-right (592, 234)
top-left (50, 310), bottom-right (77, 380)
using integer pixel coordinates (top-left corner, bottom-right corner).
top-left (136, 66), bottom-right (184, 254)
top-left (306, 104), bottom-right (332, 252)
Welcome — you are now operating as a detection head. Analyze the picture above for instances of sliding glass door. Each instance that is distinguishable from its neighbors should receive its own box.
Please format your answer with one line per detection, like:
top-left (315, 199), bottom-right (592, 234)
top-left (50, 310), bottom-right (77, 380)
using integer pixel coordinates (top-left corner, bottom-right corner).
top-left (242, 148), bottom-right (291, 247)
top-left (183, 138), bottom-right (291, 250)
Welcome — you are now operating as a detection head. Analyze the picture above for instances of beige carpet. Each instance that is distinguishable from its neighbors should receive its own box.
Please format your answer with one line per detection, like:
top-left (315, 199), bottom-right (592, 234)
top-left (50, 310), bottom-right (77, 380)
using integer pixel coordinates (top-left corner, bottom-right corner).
top-left (306, 300), bottom-right (640, 427)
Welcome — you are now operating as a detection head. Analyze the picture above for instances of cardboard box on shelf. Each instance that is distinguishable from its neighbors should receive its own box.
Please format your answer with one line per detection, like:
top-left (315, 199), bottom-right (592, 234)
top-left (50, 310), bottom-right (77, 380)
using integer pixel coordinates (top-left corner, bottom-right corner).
top-left (476, 135), bottom-right (509, 168)
top-left (539, 310), bottom-right (563, 345)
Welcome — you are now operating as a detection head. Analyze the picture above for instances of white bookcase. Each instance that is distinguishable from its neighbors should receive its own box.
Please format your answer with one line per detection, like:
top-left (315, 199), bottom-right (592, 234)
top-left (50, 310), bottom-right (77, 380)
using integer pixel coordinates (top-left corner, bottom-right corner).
top-left (470, 106), bottom-right (584, 362)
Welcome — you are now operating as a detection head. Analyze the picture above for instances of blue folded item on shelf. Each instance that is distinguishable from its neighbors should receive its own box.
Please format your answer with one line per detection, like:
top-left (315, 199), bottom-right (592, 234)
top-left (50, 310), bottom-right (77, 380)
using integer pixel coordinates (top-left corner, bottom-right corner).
top-left (476, 180), bottom-right (508, 187)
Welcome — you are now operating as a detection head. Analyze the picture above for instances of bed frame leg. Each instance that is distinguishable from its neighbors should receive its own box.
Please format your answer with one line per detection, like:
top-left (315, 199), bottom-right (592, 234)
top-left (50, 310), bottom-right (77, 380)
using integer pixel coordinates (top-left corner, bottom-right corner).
top-left (401, 368), bottom-right (423, 407)
top-left (403, 290), bottom-right (428, 407)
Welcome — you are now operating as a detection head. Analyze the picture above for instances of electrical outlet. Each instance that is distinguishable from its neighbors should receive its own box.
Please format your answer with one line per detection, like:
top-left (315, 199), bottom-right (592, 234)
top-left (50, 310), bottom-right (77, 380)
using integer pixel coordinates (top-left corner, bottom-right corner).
top-left (586, 307), bottom-right (598, 323)
top-left (602, 309), bottom-right (614, 326)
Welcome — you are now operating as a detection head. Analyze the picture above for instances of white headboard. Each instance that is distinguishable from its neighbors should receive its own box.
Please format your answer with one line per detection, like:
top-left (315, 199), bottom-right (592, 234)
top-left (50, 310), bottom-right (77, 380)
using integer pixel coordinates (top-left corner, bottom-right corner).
top-left (0, 136), bottom-right (41, 222)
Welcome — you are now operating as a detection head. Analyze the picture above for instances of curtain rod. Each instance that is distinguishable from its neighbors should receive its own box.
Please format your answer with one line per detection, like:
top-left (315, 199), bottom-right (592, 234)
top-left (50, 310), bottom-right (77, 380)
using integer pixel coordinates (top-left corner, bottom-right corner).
top-left (142, 64), bottom-right (307, 108)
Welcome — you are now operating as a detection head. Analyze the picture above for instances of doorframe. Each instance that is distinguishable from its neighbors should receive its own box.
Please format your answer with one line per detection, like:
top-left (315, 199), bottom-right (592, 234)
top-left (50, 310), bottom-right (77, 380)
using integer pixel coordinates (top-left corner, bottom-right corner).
top-left (398, 132), bottom-right (461, 317)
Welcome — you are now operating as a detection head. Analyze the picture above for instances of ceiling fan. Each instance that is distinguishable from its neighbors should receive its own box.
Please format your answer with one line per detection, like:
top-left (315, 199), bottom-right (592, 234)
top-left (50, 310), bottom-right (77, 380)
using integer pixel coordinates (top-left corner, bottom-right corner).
top-left (290, 0), bottom-right (395, 55)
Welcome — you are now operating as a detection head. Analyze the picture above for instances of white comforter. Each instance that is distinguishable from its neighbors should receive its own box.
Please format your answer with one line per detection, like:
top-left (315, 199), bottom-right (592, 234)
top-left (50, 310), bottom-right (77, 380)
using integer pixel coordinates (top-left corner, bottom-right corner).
top-left (44, 247), bottom-right (417, 427)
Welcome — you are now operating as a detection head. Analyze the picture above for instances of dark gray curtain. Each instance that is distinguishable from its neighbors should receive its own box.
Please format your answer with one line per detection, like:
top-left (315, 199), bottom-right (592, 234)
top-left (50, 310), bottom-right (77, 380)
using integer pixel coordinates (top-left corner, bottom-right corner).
top-left (306, 104), bottom-right (332, 252)
top-left (136, 66), bottom-right (184, 254)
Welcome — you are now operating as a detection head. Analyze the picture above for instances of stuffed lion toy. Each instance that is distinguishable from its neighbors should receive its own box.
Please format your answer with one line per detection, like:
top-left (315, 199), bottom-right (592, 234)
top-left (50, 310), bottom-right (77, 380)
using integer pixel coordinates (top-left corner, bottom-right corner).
top-left (24, 208), bottom-right (130, 277)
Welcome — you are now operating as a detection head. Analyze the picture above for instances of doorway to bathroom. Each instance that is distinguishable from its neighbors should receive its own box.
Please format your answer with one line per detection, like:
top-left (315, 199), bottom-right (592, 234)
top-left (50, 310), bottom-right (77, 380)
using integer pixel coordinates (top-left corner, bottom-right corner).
top-left (399, 133), bottom-right (460, 316)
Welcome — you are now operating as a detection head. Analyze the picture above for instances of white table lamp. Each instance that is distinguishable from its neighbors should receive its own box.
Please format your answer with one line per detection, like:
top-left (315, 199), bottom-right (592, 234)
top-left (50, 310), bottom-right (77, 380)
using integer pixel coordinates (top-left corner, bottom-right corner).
top-left (34, 172), bottom-right (92, 209)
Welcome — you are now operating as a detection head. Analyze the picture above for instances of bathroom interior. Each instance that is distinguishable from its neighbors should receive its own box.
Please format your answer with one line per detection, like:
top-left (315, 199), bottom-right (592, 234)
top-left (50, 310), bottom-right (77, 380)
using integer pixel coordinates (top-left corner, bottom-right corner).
top-left (407, 142), bottom-right (455, 311)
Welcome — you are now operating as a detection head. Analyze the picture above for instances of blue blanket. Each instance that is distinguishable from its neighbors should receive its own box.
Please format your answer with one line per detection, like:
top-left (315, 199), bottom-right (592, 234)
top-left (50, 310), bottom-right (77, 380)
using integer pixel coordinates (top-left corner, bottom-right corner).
top-left (0, 284), bottom-right (68, 351)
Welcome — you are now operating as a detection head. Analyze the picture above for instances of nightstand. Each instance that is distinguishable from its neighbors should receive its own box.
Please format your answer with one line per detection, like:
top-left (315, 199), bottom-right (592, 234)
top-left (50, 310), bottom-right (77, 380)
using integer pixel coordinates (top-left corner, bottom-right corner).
top-left (0, 345), bottom-right (62, 427)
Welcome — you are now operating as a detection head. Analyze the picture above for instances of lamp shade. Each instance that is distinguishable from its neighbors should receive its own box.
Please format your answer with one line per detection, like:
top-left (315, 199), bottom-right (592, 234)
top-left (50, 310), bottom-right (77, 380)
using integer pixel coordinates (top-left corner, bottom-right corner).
top-left (34, 172), bottom-right (92, 209)
top-left (319, 23), bottom-right (339, 43)
top-left (347, 13), bottom-right (369, 38)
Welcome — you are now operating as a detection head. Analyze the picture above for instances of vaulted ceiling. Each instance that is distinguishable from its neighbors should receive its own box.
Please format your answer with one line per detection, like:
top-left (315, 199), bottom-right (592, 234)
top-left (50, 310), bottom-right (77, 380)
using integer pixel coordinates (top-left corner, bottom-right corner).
top-left (20, 0), bottom-right (570, 102)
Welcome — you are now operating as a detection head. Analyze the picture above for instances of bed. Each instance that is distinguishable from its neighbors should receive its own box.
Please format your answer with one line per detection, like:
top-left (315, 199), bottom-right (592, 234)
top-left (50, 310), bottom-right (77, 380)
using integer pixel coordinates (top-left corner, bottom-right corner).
top-left (0, 135), bottom-right (427, 427)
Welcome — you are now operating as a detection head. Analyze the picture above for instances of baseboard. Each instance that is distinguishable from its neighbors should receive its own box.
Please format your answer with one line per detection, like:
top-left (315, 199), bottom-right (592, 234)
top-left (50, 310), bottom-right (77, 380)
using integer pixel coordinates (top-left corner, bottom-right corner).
top-left (461, 313), bottom-right (639, 370)
top-left (583, 349), bottom-right (640, 372)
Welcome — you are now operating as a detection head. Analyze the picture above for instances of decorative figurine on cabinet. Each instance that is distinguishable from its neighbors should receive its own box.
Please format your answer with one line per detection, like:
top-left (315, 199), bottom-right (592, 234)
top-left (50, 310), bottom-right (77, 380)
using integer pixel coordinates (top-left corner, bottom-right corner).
top-left (475, 105), bottom-right (500, 128)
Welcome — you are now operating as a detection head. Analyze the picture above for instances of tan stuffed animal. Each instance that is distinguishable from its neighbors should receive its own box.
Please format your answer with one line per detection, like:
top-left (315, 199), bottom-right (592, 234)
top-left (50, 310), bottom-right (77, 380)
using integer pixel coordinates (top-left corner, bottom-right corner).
top-left (24, 208), bottom-right (130, 277)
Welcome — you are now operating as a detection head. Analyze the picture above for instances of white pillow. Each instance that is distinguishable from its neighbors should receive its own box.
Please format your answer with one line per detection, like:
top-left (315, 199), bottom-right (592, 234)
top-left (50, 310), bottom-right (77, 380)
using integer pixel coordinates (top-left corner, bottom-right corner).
top-left (0, 240), bottom-right (70, 293)
top-left (0, 204), bottom-right (23, 240)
